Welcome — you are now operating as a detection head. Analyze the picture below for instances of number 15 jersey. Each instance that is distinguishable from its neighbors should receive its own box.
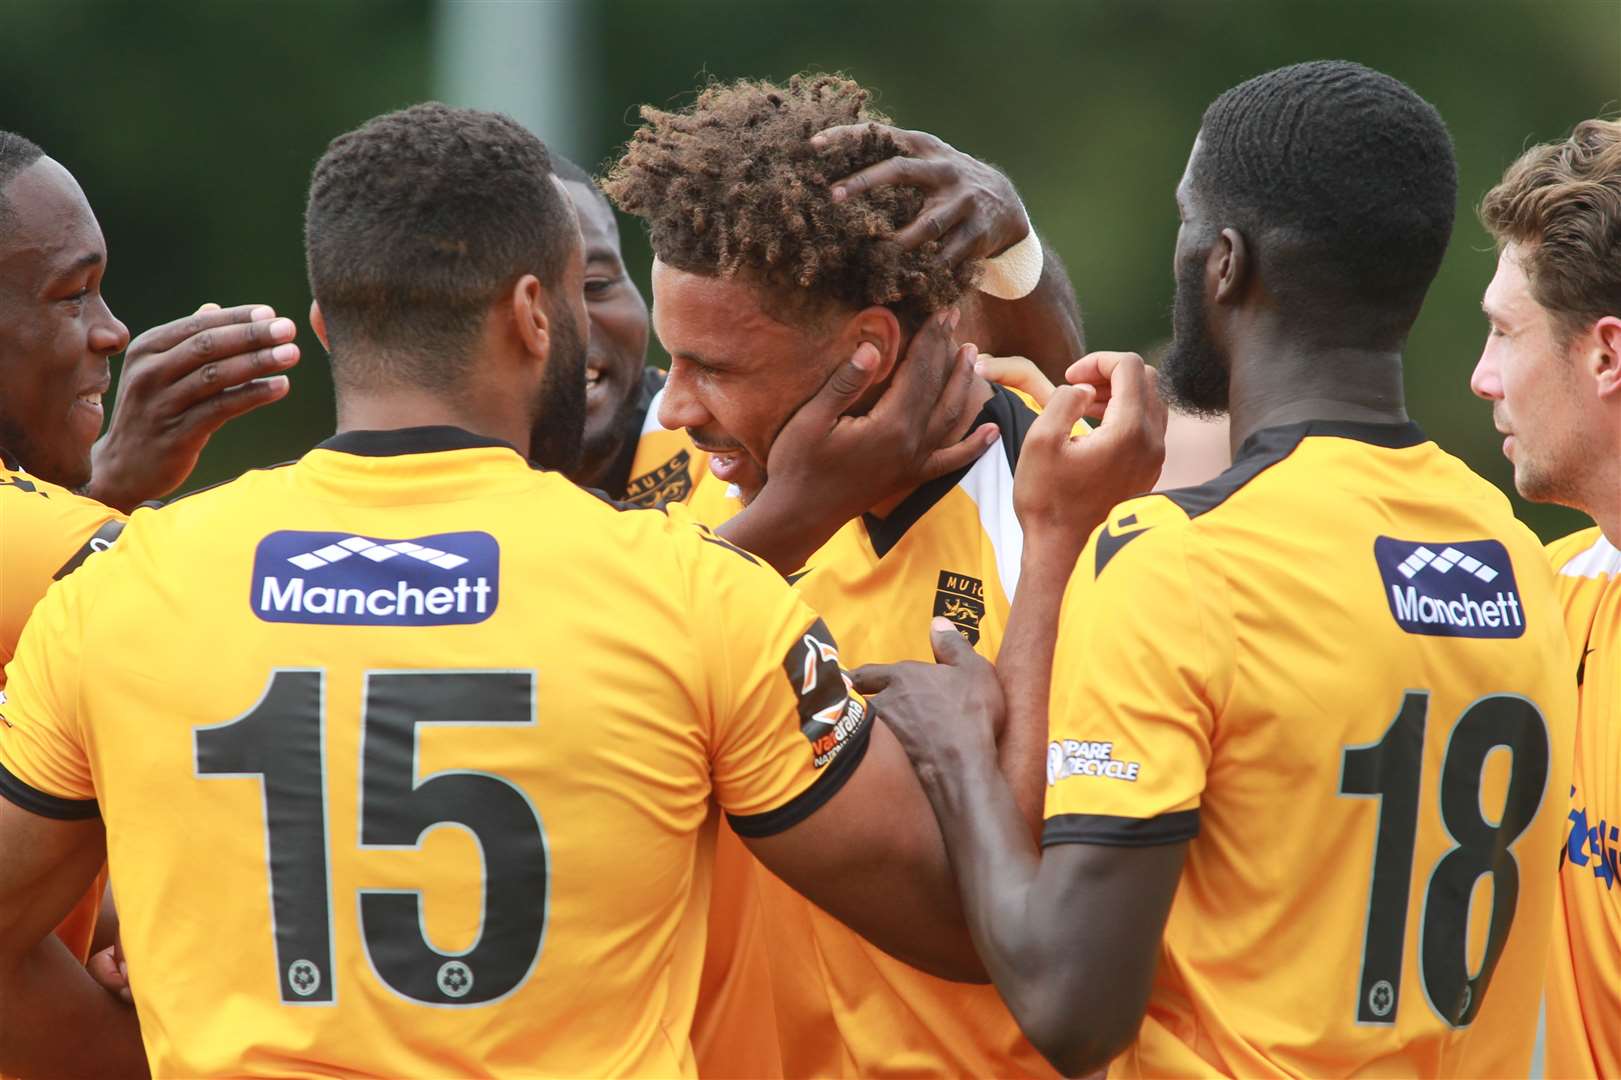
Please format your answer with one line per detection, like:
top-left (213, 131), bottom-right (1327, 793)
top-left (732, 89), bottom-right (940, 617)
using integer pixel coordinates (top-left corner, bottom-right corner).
top-left (1043, 421), bottom-right (1575, 1077)
top-left (0, 427), bottom-right (871, 1078)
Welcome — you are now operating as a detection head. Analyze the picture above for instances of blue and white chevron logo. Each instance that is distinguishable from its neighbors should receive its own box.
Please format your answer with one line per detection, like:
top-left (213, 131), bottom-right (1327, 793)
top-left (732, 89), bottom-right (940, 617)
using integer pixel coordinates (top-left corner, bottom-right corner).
top-left (1374, 536), bottom-right (1524, 639)
top-left (251, 530), bottom-right (498, 626)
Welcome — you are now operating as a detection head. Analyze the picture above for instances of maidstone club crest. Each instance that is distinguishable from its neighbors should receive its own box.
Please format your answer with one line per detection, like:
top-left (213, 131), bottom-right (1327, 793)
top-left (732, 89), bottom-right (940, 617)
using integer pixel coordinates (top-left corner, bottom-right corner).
top-left (623, 450), bottom-right (693, 509)
top-left (934, 570), bottom-right (985, 644)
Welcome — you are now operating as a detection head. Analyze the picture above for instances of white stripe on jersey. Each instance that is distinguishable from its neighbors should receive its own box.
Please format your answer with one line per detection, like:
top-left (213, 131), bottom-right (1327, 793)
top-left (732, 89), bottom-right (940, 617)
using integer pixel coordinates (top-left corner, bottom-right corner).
top-left (1559, 533), bottom-right (1621, 579)
top-left (957, 446), bottom-right (1023, 601)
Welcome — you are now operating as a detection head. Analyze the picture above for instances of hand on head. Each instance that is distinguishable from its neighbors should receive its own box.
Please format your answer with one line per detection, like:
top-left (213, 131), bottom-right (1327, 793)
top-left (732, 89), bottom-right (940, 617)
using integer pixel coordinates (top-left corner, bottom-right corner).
top-left (812, 123), bottom-right (1029, 267)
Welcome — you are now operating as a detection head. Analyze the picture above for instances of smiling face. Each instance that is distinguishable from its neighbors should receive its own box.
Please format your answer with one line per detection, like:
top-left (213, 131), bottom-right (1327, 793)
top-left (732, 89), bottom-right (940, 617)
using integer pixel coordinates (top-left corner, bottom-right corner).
top-left (650, 259), bottom-right (843, 503)
top-left (1470, 243), bottom-right (1598, 506)
top-left (563, 180), bottom-right (650, 479)
top-left (0, 156), bottom-right (129, 487)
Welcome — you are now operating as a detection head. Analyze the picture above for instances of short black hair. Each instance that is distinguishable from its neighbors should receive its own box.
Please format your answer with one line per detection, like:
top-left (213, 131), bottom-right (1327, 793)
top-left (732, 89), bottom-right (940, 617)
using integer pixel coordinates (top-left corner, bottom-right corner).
top-left (0, 130), bottom-right (46, 233)
top-left (305, 103), bottom-right (576, 391)
top-left (1193, 61), bottom-right (1457, 343)
top-left (551, 152), bottom-right (612, 212)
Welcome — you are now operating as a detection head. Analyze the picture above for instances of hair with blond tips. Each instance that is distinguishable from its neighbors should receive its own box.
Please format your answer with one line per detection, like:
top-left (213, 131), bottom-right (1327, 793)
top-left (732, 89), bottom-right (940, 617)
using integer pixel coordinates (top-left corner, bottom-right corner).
top-left (1481, 118), bottom-right (1621, 341)
top-left (603, 73), bottom-right (971, 331)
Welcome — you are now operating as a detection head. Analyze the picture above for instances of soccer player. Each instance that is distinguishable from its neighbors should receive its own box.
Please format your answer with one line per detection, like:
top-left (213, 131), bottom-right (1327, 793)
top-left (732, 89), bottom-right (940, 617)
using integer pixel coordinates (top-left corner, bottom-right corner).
top-left (0, 102), bottom-right (1074, 1078)
top-left (1468, 117), bottom-right (1621, 1078)
top-left (606, 74), bottom-right (1101, 1078)
top-left (858, 61), bottom-right (1577, 1078)
top-left (0, 132), bottom-right (300, 995)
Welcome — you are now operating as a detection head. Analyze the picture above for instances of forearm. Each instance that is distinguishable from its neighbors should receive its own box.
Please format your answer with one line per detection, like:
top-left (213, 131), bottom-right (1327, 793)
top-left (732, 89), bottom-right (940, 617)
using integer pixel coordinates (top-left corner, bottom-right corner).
top-left (913, 743), bottom-right (1055, 1020)
top-left (995, 546), bottom-right (1076, 831)
top-left (0, 936), bottom-right (147, 1078)
top-left (715, 480), bottom-right (857, 577)
top-left (969, 237), bottom-right (1085, 383)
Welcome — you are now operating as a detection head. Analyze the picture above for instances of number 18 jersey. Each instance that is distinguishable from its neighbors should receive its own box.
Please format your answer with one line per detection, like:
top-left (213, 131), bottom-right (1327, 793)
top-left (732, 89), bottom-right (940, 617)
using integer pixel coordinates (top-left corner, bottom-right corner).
top-left (1043, 421), bottom-right (1575, 1077)
top-left (0, 427), bottom-right (871, 1078)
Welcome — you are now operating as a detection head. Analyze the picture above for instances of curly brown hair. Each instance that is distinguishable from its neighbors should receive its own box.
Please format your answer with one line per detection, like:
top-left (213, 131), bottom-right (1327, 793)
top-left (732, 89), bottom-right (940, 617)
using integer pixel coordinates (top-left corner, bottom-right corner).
top-left (1480, 118), bottom-right (1621, 341)
top-left (604, 73), bottom-right (970, 330)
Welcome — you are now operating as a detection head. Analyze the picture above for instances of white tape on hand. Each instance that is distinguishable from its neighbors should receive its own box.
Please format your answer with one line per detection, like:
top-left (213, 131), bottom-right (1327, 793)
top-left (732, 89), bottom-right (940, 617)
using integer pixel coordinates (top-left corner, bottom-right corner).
top-left (978, 222), bottom-right (1044, 301)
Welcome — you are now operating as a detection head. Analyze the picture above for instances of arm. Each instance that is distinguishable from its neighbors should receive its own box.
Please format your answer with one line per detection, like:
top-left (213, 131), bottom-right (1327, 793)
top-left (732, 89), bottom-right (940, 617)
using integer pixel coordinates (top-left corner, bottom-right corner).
top-left (88, 303), bottom-right (299, 511)
top-left (0, 803), bottom-right (147, 1078)
top-left (743, 718), bottom-right (989, 983)
top-left (961, 239), bottom-right (1085, 382)
top-left (814, 122), bottom-right (1085, 381)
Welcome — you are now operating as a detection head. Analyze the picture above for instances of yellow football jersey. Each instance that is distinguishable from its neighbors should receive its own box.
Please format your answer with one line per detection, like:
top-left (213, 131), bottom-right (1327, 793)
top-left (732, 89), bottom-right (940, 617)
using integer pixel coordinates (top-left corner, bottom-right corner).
top-left (1544, 526), bottom-right (1621, 1079)
top-left (0, 452), bottom-right (123, 967)
top-left (697, 387), bottom-right (1059, 1078)
top-left (1044, 420), bottom-right (1575, 1078)
top-left (0, 427), bottom-right (874, 1079)
top-left (619, 368), bottom-right (708, 509)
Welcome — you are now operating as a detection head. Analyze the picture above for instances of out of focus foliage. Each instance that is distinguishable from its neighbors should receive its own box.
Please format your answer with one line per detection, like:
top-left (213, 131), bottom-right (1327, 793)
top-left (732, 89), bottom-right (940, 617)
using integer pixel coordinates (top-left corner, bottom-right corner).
top-left (2, 0), bottom-right (1614, 539)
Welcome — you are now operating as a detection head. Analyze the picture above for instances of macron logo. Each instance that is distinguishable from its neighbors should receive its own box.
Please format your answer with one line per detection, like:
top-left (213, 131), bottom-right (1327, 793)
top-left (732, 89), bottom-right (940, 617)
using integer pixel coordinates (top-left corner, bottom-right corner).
top-left (1374, 536), bottom-right (1524, 639)
top-left (252, 530), bottom-right (499, 626)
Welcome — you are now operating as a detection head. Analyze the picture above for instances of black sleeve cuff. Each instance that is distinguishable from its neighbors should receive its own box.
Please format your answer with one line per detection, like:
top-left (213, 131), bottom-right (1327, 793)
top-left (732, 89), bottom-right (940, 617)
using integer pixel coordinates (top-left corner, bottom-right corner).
top-left (727, 715), bottom-right (873, 839)
top-left (0, 760), bottom-right (99, 820)
top-left (1042, 809), bottom-right (1199, 848)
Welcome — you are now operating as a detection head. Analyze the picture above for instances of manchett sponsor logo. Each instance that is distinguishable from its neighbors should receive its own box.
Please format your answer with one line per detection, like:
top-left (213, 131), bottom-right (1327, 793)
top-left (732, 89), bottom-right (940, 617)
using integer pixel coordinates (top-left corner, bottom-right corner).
top-left (252, 530), bottom-right (499, 626)
top-left (1374, 537), bottom-right (1524, 639)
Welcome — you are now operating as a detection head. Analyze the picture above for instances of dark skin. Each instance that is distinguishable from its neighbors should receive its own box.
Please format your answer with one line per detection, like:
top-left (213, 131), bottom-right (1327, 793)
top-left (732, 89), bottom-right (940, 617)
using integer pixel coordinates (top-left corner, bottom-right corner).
top-left (0, 179), bottom-right (997, 1077)
top-left (0, 156), bottom-right (301, 511)
top-left (815, 122), bottom-right (1086, 382)
top-left (562, 180), bottom-right (651, 493)
top-left (855, 131), bottom-right (1410, 1077)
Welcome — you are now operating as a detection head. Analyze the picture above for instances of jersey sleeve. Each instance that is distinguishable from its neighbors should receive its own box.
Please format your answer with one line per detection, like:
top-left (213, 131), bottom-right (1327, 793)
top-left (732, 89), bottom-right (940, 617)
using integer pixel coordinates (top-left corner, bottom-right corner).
top-left (0, 545), bottom-right (106, 818)
top-left (678, 522), bottom-right (873, 838)
top-left (0, 475), bottom-right (124, 671)
top-left (1042, 501), bottom-right (1229, 848)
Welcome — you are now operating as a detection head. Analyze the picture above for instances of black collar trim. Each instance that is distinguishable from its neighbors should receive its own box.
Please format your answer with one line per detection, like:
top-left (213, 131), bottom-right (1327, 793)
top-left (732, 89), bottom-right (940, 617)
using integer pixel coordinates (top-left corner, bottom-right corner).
top-left (863, 386), bottom-right (1038, 559)
top-left (316, 426), bottom-right (517, 458)
top-left (1233, 419), bottom-right (1427, 464)
top-left (1164, 418), bottom-right (1429, 521)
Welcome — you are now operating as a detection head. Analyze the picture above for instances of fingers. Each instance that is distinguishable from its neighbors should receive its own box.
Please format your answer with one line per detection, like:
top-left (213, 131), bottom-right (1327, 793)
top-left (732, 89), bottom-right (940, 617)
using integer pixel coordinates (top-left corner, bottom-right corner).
top-left (921, 342), bottom-right (978, 446)
top-left (792, 341), bottom-right (882, 436)
top-left (878, 307), bottom-right (957, 423)
top-left (126, 303), bottom-right (275, 358)
top-left (918, 422), bottom-right (999, 483)
top-left (891, 195), bottom-right (971, 251)
top-left (86, 946), bottom-right (133, 1003)
top-left (974, 354), bottom-right (1055, 408)
top-left (173, 374), bottom-right (293, 443)
top-left (929, 616), bottom-right (984, 666)
top-left (169, 338), bottom-right (301, 410)
top-left (1023, 384), bottom-right (1097, 461)
top-left (827, 154), bottom-right (953, 204)
top-left (1093, 353), bottom-right (1151, 432)
top-left (812, 122), bottom-right (939, 162)
top-left (848, 662), bottom-right (893, 695)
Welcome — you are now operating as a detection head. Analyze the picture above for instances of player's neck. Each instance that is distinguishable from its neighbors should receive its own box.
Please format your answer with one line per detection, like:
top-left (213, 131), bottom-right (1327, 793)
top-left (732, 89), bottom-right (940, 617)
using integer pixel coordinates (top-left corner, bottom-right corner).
top-left (335, 388), bottom-right (532, 458)
top-left (1225, 342), bottom-right (1407, 455)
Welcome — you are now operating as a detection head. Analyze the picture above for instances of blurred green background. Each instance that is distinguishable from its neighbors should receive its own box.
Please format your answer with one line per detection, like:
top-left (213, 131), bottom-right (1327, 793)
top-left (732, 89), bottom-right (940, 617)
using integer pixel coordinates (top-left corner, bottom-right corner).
top-left (2, 0), bottom-right (1614, 539)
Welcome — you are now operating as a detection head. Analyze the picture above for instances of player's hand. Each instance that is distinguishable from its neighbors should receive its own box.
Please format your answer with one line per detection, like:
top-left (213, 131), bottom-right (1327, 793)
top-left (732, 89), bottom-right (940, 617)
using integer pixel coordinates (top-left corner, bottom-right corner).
top-left (852, 617), bottom-right (1006, 767)
top-left (1014, 351), bottom-right (1167, 563)
top-left (812, 123), bottom-right (1029, 266)
top-left (87, 303), bottom-right (299, 512)
top-left (86, 935), bottom-right (133, 1005)
top-left (761, 306), bottom-right (999, 521)
top-left (975, 354), bottom-right (1056, 408)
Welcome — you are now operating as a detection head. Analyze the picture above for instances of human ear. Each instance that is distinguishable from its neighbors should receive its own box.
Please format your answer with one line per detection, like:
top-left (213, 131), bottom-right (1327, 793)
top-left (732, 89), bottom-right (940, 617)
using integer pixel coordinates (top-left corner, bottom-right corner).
top-left (309, 300), bottom-right (330, 351)
top-left (846, 305), bottom-right (904, 383)
top-left (509, 274), bottom-right (552, 365)
top-left (1589, 315), bottom-right (1621, 400)
top-left (1212, 227), bottom-right (1249, 305)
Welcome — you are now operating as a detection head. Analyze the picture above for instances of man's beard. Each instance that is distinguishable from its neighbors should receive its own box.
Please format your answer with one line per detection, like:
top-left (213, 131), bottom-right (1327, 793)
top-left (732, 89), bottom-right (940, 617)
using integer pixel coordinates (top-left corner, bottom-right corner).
top-left (529, 306), bottom-right (588, 473)
top-left (1160, 257), bottom-right (1230, 418)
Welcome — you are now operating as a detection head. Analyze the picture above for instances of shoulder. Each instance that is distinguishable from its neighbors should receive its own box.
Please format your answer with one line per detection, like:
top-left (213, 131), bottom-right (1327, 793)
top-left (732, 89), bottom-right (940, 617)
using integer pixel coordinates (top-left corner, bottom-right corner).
top-left (0, 465), bottom-right (126, 584)
top-left (1081, 493), bottom-right (1200, 584)
top-left (1546, 525), bottom-right (1616, 577)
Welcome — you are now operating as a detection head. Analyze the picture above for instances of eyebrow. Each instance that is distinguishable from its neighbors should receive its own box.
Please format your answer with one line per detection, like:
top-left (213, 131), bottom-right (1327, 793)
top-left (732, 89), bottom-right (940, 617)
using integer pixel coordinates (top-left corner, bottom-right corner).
top-left (584, 245), bottom-right (623, 266)
top-left (52, 251), bottom-right (104, 278)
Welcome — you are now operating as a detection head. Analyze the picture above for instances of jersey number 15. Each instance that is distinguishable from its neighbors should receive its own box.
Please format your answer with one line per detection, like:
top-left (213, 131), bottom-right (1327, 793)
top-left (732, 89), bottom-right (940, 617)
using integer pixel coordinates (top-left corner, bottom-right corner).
top-left (195, 669), bottom-right (547, 1007)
